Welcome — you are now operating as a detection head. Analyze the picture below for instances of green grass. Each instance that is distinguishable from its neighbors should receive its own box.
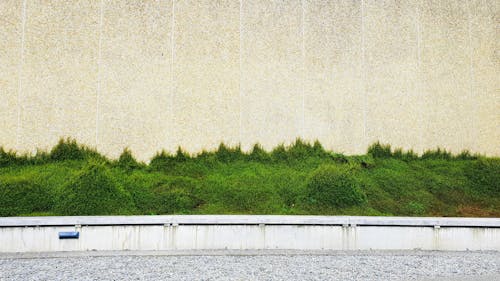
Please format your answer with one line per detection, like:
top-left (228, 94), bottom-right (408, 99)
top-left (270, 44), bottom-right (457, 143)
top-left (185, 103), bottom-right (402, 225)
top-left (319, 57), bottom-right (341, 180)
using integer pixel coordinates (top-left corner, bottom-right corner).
top-left (0, 139), bottom-right (498, 217)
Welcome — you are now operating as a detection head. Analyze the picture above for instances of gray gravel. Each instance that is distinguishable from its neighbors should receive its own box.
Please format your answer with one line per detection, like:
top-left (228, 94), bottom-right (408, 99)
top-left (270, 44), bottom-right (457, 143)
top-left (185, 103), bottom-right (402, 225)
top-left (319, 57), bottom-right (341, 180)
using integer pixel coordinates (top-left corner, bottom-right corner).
top-left (0, 250), bottom-right (499, 281)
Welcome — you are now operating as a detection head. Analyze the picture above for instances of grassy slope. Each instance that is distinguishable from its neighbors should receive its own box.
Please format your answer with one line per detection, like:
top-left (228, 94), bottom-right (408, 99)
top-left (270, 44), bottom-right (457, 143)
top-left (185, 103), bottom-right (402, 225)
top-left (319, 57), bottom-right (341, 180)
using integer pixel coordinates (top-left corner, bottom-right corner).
top-left (0, 139), bottom-right (498, 217)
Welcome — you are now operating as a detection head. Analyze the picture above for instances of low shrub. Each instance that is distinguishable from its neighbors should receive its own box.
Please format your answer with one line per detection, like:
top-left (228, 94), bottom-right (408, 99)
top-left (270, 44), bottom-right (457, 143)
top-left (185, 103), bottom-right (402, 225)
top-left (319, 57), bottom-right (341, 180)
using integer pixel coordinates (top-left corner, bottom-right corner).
top-left (116, 148), bottom-right (142, 170)
top-left (0, 147), bottom-right (18, 167)
top-left (55, 161), bottom-right (135, 215)
top-left (201, 170), bottom-right (276, 213)
top-left (121, 173), bottom-right (201, 214)
top-left (465, 158), bottom-right (500, 196)
top-left (456, 150), bottom-right (479, 160)
top-left (215, 143), bottom-right (245, 162)
top-left (248, 144), bottom-right (271, 162)
top-left (367, 142), bottom-right (392, 158)
top-left (306, 165), bottom-right (366, 208)
top-left (348, 155), bottom-right (375, 169)
top-left (50, 138), bottom-right (87, 161)
top-left (151, 180), bottom-right (201, 214)
top-left (421, 148), bottom-right (452, 160)
top-left (269, 139), bottom-right (329, 163)
top-left (0, 139), bottom-right (498, 217)
top-left (0, 178), bottom-right (53, 216)
top-left (50, 138), bottom-right (103, 162)
top-left (150, 147), bottom-right (190, 171)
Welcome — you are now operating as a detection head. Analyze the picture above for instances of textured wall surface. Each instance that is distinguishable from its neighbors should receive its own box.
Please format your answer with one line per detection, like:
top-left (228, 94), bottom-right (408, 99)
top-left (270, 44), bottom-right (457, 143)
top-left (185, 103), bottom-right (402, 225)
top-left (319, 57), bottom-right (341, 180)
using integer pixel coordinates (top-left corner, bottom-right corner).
top-left (0, 0), bottom-right (498, 160)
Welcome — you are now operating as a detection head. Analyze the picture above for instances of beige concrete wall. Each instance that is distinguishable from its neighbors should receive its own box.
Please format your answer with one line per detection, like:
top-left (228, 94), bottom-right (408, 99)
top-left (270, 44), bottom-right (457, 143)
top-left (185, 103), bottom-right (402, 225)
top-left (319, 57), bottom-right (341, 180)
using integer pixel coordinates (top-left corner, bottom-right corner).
top-left (0, 0), bottom-right (498, 160)
top-left (0, 0), bottom-right (22, 150)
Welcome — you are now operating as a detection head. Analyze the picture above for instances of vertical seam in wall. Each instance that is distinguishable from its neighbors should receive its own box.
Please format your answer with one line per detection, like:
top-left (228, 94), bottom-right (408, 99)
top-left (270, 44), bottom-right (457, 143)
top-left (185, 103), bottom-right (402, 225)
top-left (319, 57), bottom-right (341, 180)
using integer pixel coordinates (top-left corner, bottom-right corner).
top-left (416, 0), bottom-right (423, 154)
top-left (239, 0), bottom-right (242, 147)
top-left (466, 0), bottom-right (475, 151)
top-left (96, 0), bottom-right (104, 149)
top-left (16, 0), bottom-right (27, 150)
top-left (301, 0), bottom-right (305, 139)
top-left (361, 0), bottom-right (367, 151)
top-left (171, 0), bottom-right (175, 150)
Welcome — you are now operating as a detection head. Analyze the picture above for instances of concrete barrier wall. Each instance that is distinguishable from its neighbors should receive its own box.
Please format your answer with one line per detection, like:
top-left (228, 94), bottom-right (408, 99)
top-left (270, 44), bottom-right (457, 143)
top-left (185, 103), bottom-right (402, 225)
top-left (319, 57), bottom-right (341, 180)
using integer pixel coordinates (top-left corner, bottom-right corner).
top-left (0, 216), bottom-right (499, 252)
top-left (1, 0), bottom-right (498, 161)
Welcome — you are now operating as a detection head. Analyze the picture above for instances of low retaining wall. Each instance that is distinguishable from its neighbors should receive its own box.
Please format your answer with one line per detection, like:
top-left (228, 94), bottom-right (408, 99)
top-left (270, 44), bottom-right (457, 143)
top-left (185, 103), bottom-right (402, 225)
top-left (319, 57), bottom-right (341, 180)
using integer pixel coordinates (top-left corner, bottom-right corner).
top-left (0, 216), bottom-right (499, 252)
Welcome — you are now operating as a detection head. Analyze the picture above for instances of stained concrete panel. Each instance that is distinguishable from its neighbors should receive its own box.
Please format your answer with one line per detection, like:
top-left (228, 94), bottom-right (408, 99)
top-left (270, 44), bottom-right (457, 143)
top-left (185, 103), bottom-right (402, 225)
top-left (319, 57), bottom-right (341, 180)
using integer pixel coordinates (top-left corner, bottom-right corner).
top-left (240, 0), bottom-right (303, 150)
top-left (98, 0), bottom-right (172, 160)
top-left (364, 0), bottom-right (422, 153)
top-left (173, 0), bottom-right (240, 152)
top-left (469, 0), bottom-right (499, 155)
top-left (17, 0), bottom-right (100, 153)
top-left (303, 0), bottom-right (365, 154)
top-left (0, 0), bottom-right (21, 150)
top-left (420, 0), bottom-right (474, 153)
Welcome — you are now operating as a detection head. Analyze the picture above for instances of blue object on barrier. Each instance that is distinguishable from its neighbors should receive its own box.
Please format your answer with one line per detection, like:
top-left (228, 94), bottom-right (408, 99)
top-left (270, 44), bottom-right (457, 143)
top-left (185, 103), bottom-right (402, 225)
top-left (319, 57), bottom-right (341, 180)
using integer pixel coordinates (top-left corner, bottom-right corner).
top-left (58, 231), bottom-right (79, 239)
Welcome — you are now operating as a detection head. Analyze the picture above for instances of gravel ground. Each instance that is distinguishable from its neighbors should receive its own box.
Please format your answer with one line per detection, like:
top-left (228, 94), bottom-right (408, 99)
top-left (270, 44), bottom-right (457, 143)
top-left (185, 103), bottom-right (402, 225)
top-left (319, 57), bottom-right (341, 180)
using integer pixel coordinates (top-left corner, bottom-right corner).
top-left (0, 250), bottom-right (499, 281)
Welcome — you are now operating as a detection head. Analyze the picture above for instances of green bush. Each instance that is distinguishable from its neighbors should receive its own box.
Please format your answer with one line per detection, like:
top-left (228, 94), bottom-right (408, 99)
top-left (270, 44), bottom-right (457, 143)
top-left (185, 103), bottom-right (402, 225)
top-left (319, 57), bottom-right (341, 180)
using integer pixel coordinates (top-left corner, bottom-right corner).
top-left (55, 161), bottom-right (135, 215)
top-left (0, 178), bottom-right (53, 216)
top-left (120, 173), bottom-right (200, 215)
top-left (269, 139), bottom-right (328, 163)
top-left (50, 138), bottom-right (86, 161)
top-left (368, 142), bottom-right (392, 158)
top-left (465, 158), bottom-right (500, 196)
top-left (0, 139), bottom-right (498, 217)
top-left (116, 148), bottom-right (142, 170)
top-left (151, 179), bottom-right (201, 214)
top-left (0, 147), bottom-right (18, 167)
top-left (421, 148), bottom-right (452, 160)
top-left (248, 144), bottom-right (271, 162)
top-left (306, 165), bottom-right (366, 208)
top-left (403, 201), bottom-right (427, 216)
top-left (286, 139), bottom-right (316, 160)
top-left (215, 143), bottom-right (245, 162)
top-left (0, 147), bottom-right (50, 166)
top-left (201, 169), bottom-right (276, 213)
top-left (150, 147), bottom-right (190, 171)
top-left (50, 138), bottom-right (103, 162)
